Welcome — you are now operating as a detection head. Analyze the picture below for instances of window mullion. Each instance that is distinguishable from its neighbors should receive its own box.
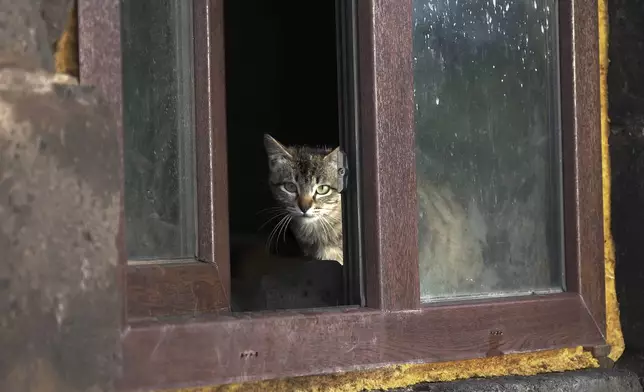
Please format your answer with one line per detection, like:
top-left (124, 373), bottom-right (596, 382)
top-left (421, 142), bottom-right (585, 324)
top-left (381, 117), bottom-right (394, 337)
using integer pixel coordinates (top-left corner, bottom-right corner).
top-left (357, 0), bottom-right (421, 311)
top-left (193, 0), bottom-right (231, 307)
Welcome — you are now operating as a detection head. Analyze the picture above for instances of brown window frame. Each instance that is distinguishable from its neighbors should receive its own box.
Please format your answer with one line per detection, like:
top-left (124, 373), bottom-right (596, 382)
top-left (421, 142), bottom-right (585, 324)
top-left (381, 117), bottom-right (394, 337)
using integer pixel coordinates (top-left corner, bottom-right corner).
top-left (78, 0), bottom-right (606, 390)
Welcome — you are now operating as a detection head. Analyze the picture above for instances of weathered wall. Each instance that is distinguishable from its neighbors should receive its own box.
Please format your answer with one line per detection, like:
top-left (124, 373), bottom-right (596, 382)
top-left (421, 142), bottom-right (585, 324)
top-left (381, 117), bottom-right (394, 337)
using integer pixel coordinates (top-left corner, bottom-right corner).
top-left (0, 0), bottom-right (122, 391)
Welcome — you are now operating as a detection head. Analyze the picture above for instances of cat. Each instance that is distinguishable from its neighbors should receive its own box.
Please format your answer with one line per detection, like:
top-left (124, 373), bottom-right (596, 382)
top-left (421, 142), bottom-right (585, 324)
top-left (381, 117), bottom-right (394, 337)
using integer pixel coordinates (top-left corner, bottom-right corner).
top-left (263, 134), bottom-right (344, 265)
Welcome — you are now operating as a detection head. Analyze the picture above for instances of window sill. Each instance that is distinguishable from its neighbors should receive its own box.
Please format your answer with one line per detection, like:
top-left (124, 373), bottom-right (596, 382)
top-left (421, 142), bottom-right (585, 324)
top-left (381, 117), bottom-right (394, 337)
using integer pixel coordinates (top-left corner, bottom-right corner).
top-left (119, 292), bottom-right (604, 390)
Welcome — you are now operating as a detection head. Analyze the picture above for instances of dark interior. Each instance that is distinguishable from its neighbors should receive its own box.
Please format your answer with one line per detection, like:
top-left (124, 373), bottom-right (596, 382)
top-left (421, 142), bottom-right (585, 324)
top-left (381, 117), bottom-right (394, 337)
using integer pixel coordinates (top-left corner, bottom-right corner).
top-left (224, 0), bottom-right (343, 310)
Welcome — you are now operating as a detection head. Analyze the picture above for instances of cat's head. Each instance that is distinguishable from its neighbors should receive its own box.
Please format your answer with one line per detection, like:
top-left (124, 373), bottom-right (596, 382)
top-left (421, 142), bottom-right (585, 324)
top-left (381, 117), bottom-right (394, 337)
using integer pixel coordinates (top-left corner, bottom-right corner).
top-left (263, 134), bottom-right (342, 224)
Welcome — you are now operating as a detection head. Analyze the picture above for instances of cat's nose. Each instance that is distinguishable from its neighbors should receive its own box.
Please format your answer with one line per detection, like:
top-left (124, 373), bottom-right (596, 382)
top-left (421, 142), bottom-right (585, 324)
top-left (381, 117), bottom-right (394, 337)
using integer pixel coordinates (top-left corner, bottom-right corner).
top-left (297, 196), bottom-right (313, 213)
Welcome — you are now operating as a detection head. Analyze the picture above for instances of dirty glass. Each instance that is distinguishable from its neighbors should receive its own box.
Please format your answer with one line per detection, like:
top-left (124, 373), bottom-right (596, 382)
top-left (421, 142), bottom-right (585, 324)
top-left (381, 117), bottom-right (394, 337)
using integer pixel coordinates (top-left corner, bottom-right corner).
top-left (413, 0), bottom-right (564, 300)
top-left (121, 0), bottom-right (195, 260)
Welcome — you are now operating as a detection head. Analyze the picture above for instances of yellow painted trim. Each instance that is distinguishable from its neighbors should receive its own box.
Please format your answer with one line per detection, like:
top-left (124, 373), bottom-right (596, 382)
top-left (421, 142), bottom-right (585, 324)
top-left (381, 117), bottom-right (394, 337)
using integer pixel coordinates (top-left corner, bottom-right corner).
top-left (170, 347), bottom-right (597, 392)
top-left (54, 1), bottom-right (79, 79)
top-left (599, 0), bottom-right (625, 363)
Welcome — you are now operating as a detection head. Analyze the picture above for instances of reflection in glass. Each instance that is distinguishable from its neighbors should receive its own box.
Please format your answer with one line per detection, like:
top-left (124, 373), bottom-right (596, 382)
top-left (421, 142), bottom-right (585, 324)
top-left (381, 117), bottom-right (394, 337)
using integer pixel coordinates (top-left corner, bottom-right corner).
top-left (413, 0), bottom-right (563, 300)
top-left (121, 0), bottom-right (195, 259)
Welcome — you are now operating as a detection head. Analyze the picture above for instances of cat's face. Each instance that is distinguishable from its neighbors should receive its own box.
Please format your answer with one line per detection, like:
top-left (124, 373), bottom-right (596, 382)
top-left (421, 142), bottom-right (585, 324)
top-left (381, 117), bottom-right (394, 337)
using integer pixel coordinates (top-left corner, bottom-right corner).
top-left (263, 134), bottom-right (341, 225)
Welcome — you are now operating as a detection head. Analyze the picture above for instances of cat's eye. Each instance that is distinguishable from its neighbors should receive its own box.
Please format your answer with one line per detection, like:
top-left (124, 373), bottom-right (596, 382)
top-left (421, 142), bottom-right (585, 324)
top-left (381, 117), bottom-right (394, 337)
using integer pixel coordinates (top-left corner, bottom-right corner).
top-left (316, 185), bottom-right (331, 195)
top-left (282, 182), bottom-right (298, 193)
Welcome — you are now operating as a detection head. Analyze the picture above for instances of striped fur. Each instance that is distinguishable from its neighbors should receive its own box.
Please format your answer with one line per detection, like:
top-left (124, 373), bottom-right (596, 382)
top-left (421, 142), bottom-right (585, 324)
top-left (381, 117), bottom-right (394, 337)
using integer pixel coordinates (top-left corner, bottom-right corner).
top-left (263, 134), bottom-right (343, 264)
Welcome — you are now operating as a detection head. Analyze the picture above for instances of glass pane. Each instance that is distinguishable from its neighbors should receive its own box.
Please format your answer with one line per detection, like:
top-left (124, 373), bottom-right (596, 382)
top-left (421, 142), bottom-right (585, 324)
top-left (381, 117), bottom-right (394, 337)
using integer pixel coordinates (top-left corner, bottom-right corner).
top-left (121, 0), bottom-right (196, 259)
top-left (413, 0), bottom-right (563, 300)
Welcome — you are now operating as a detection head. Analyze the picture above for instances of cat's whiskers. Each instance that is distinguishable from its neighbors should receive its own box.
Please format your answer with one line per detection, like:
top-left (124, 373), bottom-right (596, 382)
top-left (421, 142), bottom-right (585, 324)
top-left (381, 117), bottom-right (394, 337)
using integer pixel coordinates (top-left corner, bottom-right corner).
top-left (317, 216), bottom-right (335, 240)
top-left (315, 207), bottom-right (341, 217)
top-left (327, 216), bottom-right (340, 233)
top-left (266, 217), bottom-right (281, 252)
top-left (266, 214), bottom-right (291, 253)
top-left (277, 214), bottom-right (293, 253)
top-left (320, 213), bottom-right (341, 223)
top-left (313, 214), bottom-right (327, 236)
top-left (280, 215), bottom-right (292, 243)
top-left (259, 210), bottom-right (289, 230)
top-left (315, 211), bottom-right (341, 228)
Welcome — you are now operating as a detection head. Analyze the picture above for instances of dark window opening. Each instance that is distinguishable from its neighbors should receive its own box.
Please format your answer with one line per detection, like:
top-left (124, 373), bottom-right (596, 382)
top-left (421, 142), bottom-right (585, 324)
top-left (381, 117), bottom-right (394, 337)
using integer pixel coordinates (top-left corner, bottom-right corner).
top-left (225, 0), bottom-right (357, 311)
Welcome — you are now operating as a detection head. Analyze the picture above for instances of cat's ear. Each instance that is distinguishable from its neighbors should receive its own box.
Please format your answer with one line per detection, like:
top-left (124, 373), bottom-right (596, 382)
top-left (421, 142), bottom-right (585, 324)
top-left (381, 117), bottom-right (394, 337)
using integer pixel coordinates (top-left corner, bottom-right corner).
top-left (324, 147), bottom-right (345, 192)
top-left (263, 134), bottom-right (292, 159)
top-left (323, 146), bottom-right (341, 165)
top-left (264, 134), bottom-right (292, 170)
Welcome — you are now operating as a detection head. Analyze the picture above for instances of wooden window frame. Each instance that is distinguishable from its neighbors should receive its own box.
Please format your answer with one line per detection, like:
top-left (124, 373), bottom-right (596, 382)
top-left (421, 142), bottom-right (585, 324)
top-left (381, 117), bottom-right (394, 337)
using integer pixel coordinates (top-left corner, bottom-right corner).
top-left (78, 0), bottom-right (606, 390)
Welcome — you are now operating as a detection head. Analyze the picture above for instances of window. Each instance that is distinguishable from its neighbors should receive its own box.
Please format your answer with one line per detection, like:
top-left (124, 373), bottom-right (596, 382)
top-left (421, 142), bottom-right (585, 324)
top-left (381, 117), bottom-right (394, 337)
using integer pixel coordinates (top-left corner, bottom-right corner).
top-left (121, 0), bottom-right (196, 260)
top-left (413, 0), bottom-right (563, 300)
top-left (78, 0), bottom-right (606, 389)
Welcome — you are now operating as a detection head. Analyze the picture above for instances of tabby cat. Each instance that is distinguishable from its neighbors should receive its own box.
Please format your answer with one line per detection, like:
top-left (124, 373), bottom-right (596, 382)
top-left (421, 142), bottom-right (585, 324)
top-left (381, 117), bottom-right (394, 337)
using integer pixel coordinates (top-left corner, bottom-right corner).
top-left (263, 134), bottom-right (344, 264)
